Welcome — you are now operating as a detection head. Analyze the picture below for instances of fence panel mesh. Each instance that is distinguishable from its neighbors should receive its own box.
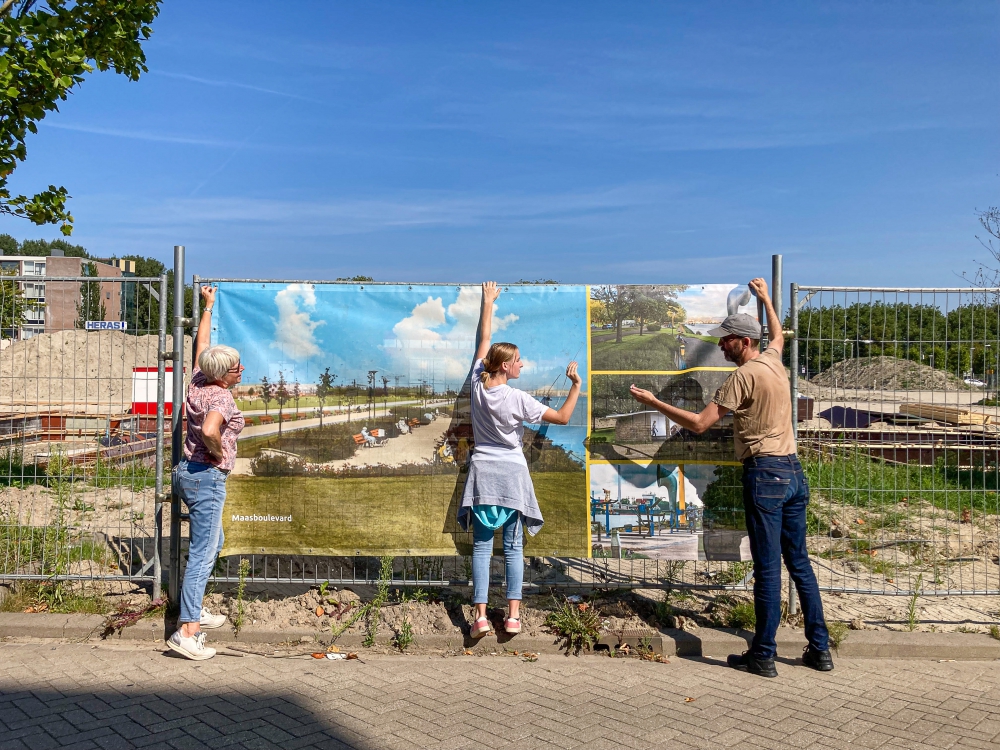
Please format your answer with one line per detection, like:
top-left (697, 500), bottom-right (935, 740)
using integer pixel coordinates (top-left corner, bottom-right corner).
top-left (792, 285), bottom-right (1000, 595)
top-left (0, 272), bottom-right (169, 590)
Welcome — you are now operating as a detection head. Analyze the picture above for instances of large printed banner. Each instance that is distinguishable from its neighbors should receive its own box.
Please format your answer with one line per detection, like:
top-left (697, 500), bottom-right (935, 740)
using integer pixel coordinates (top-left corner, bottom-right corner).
top-left (213, 282), bottom-right (753, 560)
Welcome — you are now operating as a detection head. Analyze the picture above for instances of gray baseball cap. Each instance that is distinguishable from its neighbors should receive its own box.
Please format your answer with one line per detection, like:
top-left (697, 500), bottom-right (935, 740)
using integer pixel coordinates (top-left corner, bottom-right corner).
top-left (707, 313), bottom-right (762, 339)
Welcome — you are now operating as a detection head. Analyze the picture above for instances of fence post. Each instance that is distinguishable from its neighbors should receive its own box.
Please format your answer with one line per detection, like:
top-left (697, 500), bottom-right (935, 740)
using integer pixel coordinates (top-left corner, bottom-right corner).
top-left (788, 280), bottom-right (800, 616)
top-left (153, 273), bottom-right (168, 600)
top-left (168, 246), bottom-right (186, 605)
top-left (191, 274), bottom-right (200, 370)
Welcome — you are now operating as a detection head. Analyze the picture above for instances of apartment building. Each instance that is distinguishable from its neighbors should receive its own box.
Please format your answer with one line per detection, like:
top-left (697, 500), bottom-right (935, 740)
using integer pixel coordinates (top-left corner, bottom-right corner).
top-left (0, 252), bottom-right (124, 340)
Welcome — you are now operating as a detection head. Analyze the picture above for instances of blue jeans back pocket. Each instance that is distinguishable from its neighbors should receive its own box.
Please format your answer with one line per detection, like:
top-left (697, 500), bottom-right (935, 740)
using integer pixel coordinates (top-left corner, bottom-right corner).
top-left (176, 472), bottom-right (201, 503)
top-left (753, 475), bottom-right (791, 512)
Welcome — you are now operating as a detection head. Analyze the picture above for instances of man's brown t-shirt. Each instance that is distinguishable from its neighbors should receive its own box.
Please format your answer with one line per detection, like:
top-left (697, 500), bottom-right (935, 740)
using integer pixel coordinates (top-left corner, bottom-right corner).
top-left (712, 347), bottom-right (796, 461)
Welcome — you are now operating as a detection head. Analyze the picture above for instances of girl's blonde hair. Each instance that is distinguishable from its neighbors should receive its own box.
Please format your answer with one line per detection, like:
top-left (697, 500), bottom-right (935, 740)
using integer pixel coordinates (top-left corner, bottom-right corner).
top-left (480, 342), bottom-right (518, 384)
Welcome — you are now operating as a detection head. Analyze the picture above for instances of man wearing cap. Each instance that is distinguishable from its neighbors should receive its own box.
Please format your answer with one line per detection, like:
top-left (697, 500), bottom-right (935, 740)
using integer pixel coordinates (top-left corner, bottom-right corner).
top-left (629, 277), bottom-right (832, 678)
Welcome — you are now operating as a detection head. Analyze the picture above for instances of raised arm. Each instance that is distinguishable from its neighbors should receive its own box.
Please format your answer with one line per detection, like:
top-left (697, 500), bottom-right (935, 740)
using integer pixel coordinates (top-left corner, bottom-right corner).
top-left (474, 281), bottom-right (501, 361)
top-left (749, 277), bottom-right (783, 354)
top-left (194, 285), bottom-right (217, 366)
top-left (629, 385), bottom-right (729, 434)
top-left (542, 362), bottom-right (582, 425)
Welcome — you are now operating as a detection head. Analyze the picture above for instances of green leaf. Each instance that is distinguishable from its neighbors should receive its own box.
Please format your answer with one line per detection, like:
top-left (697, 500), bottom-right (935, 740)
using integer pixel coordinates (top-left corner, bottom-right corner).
top-left (5, 87), bottom-right (18, 97)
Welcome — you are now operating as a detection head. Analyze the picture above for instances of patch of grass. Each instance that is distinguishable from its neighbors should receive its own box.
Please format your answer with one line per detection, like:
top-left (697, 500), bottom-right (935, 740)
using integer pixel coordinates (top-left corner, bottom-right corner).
top-left (989, 625), bottom-right (1000, 641)
top-left (1, 581), bottom-right (109, 615)
top-left (827, 621), bottom-right (849, 649)
top-left (223, 472), bottom-right (587, 556)
top-left (591, 330), bottom-right (681, 371)
top-left (546, 598), bottom-right (602, 654)
top-left (725, 600), bottom-right (756, 630)
top-left (0, 447), bottom-right (48, 486)
top-left (801, 449), bottom-right (1000, 517)
top-left (88, 456), bottom-right (157, 491)
top-left (956, 626), bottom-right (980, 634)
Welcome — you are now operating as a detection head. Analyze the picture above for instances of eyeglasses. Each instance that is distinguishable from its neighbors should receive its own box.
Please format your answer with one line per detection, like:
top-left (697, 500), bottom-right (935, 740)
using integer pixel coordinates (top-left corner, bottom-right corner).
top-left (228, 362), bottom-right (243, 373)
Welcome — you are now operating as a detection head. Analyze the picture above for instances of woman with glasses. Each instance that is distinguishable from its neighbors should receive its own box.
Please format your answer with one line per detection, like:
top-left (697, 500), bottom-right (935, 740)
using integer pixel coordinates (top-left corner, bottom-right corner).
top-left (167, 285), bottom-right (246, 661)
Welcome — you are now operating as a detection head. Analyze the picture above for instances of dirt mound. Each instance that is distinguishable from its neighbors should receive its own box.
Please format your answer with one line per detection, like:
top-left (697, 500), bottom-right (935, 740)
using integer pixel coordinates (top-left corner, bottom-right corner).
top-left (0, 330), bottom-right (191, 408)
top-left (810, 356), bottom-right (967, 391)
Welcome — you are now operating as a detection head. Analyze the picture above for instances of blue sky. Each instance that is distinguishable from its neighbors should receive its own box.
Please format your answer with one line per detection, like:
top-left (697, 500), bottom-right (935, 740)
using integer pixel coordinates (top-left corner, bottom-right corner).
top-left (1, 2), bottom-right (997, 290)
top-left (215, 283), bottom-right (588, 396)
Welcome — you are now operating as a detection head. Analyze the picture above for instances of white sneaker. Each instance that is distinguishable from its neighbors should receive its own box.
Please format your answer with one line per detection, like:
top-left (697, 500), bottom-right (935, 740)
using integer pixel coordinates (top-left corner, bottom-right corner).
top-left (199, 607), bottom-right (228, 629)
top-left (167, 630), bottom-right (216, 661)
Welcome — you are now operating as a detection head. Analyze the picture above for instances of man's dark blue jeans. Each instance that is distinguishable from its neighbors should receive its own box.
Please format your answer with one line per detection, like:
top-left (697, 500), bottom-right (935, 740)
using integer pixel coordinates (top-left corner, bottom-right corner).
top-left (742, 454), bottom-right (829, 659)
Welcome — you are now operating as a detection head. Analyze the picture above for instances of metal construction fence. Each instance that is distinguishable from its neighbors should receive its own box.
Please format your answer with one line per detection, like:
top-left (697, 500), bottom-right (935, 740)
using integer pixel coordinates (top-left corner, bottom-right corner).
top-left (791, 285), bottom-right (1000, 596)
top-left (4, 258), bottom-right (1000, 601)
top-left (0, 272), bottom-right (169, 594)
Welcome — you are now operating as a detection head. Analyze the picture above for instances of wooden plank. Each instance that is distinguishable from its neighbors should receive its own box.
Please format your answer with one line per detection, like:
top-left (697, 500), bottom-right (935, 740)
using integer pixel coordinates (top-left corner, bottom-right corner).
top-left (897, 404), bottom-right (991, 425)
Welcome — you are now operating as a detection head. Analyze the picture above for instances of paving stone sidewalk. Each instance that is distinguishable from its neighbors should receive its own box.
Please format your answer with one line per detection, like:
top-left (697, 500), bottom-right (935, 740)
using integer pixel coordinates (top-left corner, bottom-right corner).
top-left (1, 642), bottom-right (999, 750)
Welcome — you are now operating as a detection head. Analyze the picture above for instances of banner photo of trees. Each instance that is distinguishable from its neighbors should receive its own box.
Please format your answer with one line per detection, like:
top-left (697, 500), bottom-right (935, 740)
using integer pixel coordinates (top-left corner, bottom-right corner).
top-left (210, 282), bottom-right (751, 559)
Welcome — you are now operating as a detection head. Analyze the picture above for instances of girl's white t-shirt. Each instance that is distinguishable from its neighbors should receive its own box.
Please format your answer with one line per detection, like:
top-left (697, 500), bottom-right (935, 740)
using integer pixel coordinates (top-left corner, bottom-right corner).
top-left (470, 358), bottom-right (549, 464)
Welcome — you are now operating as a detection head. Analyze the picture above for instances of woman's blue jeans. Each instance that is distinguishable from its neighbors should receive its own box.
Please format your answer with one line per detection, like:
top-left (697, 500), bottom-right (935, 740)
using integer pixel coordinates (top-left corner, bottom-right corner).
top-left (174, 460), bottom-right (227, 625)
top-left (742, 454), bottom-right (829, 659)
top-left (472, 512), bottom-right (523, 604)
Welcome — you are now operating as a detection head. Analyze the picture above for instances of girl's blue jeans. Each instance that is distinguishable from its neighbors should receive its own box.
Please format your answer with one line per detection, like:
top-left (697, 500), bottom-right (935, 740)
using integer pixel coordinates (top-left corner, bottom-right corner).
top-left (174, 460), bottom-right (227, 625)
top-left (472, 512), bottom-right (523, 604)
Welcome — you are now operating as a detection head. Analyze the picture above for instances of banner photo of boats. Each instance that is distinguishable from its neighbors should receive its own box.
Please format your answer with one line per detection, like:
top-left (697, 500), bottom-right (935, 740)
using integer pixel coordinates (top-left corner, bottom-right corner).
top-left (212, 282), bottom-right (589, 557)
top-left (587, 284), bottom-right (753, 560)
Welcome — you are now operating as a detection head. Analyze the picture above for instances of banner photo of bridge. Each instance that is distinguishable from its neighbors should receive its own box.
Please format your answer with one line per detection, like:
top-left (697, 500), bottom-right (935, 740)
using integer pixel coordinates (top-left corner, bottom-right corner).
top-left (211, 282), bottom-right (748, 558)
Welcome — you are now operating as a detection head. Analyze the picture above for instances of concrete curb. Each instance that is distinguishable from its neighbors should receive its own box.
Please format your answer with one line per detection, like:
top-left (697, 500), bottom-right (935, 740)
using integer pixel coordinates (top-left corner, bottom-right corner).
top-left (2, 613), bottom-right (999, 659)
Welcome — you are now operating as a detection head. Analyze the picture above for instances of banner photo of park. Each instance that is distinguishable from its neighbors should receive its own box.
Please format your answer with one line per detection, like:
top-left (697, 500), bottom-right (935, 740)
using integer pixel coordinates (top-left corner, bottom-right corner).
top-left (211, 282), bottom-right (753, 559)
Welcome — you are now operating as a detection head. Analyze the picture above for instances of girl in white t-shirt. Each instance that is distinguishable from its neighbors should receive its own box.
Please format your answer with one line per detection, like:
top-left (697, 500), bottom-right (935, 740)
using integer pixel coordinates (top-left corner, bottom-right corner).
top-left (458, 282), bottom-right (581, 638)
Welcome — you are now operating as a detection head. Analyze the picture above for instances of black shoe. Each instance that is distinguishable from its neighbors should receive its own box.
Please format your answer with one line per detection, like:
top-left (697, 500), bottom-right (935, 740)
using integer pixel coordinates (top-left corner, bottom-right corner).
top-left (802, 645), bottom-right (834, 671)
top-left (727, 651), bottom-right (778, 678)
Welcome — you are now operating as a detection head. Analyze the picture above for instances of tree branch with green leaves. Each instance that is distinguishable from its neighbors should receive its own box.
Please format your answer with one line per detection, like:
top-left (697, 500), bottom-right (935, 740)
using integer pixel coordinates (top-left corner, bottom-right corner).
top-left (0, 1), bottom-right (160, 234)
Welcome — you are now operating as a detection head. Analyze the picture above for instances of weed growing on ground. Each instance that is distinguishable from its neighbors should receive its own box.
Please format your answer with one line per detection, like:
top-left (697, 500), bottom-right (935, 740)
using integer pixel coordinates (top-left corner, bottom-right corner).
top-left (545, 597), bottom-right (601, 654)
top-left (362, 555), bottom-right (394, 647)
top-left (393, 614), bottom-right (415, 651)
top-left (230, 558), bottom-right (251, 636)
top-left (714, 561), bottom-right (754, 585)
top-left (956, 626), bottom-right (980, 634)
top-left (725, 600), bottom-right (756, 630)
top-left (318, 581), bottom-right (329, 597)
top-left (400, 587), bottom-right (429, 604)
top-left (653, 595), bottom-right (675, 628)
top-left (989, 625), bottom-right (1000, 641)
top-left (907, 574), bottom-right (923, 631)
top-left (827, 621), bottom-right (849, 649)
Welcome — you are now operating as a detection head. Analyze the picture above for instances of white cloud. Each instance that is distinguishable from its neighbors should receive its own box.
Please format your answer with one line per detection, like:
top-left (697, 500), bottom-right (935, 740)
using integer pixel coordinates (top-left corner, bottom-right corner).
top-left (385, 287), bottom-right (519, 385)
top-left (271, 284), bottom-right (324, 360)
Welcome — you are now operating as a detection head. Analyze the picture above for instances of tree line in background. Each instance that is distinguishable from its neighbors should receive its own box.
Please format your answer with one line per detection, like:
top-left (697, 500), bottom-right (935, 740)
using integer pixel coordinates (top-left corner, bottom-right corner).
top-left (792, 300), bottom-right (1000, 380)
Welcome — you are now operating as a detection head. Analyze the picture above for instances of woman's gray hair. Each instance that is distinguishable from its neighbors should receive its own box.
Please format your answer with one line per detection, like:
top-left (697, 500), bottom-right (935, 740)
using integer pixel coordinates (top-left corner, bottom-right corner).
top-left (199, 345), bottom-right (241, 381)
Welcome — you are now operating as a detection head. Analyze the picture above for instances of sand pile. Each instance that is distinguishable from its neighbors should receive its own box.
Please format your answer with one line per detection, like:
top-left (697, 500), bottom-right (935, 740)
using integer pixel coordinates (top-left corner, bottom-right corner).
top-left (810, 356), bottom-right (967, 391)
top-left (0, 330), bottom-right (191, 408)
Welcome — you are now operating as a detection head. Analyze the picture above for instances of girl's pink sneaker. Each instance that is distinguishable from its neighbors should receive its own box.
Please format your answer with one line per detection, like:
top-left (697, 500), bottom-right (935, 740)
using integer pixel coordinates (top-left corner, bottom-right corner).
top-left (504, 617), bottom-right (521, 634)
top-left (470, 617), bottom-right (491, 638)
